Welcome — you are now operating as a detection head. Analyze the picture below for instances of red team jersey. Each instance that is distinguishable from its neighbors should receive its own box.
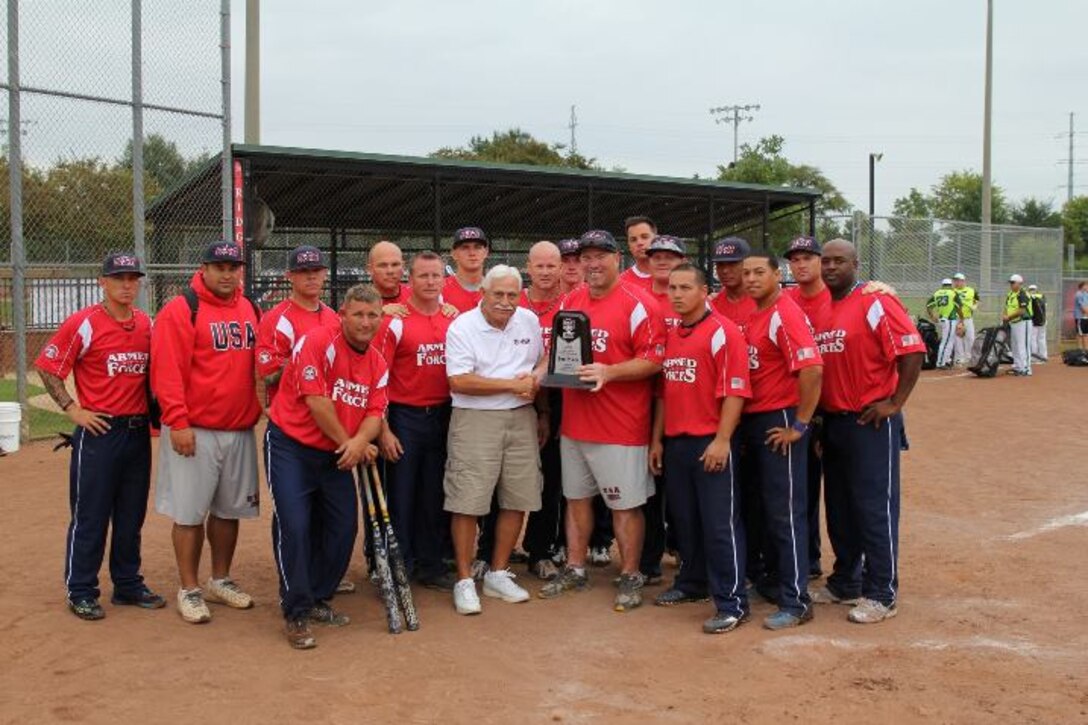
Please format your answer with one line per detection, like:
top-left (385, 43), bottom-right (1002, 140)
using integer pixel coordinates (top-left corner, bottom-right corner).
top-left (560, 283), bottom-right (665, 446)
top-left (35, 304), bottom-right (152, 416)
top-left (744, 295), bottom-right (823, 414)
top-left (650, 289), bottom-right (682, 329)
top-left (255, 298), bottom-right (340, 404)
top-left (269, 327), bottom-right (389, 451)
top-left (620, 266), bottom-right (654, 292)
top-left (816, 287), bottom-right (926, 413)
top-left (151, 273), bottom-right (262, 431)
top-left (661, 312), bottom-right (751, 437)
top-left (711, 293), bottom-right (758, 330)
top-left (785, 285), bottom-right (832, 331)
top-left (442, 276), bottom-right (483, 313)
top-left (374, 304), bottom-right (453, 407)
top-left (520, 289), bottom-right (565, 349)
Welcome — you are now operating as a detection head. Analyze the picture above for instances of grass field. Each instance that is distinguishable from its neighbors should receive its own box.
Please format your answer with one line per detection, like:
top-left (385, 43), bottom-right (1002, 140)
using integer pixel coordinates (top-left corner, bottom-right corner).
top-left (0, 379), bottom-right (72, 440)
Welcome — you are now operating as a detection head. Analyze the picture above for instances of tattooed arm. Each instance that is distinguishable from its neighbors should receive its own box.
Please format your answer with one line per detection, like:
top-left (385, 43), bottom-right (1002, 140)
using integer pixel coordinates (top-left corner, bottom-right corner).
top-left (39, 371), bottom-right (110, 435)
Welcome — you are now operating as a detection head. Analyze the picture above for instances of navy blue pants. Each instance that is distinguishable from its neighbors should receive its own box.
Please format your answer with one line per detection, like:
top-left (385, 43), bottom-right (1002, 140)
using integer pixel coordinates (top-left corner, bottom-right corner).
top-left (738, 408), bottom-right (811, 617)
top-left (64, 419), bottom-right (151, 602)
top-left (384, 402), bottom-right (451, 580)
top-left (523, 392), bottom-right (563, 564)
top-left (664, 435), bottom-right (748, 618)
top-left (807, 437), bottom-right (823, 575)
top-left (264, 422), bottom-right (358, 620)
top-left (822, 412), bottom-right (902, 606)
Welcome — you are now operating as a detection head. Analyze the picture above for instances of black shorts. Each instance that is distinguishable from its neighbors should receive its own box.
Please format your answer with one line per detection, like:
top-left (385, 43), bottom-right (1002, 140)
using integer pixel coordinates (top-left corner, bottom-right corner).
top-left (1078, 319), bottom-right (1088, 336)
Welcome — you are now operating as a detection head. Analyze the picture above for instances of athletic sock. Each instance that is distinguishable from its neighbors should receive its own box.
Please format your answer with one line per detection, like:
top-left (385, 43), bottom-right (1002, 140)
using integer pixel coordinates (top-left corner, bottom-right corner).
top-left (571, 566), bottom-right (586, 577)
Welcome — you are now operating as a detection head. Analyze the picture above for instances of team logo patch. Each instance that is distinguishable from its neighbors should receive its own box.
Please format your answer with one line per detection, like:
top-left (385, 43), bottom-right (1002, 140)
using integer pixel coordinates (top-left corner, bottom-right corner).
top-left (295, 249), bottom-right (321, 264)
top-left (731, 377), bottom-right (746, 389)
top-left (797, 347), bottom-right (817, 361)
top-left (113, 254), bottom-right (138, 268)
top-left (43, 344), bottom-right (59, 360)
top-left (302, 365), bottom-right (318, 381)
top-left (214, 243), bottom-right (241, 260)
top-left (258, 351), bottom-right (272, 364)
top-left (901, 334), bottom-right (921, 346)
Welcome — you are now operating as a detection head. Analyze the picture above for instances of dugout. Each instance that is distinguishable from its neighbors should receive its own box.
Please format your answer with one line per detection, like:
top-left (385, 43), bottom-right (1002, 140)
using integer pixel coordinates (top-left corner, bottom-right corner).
top-left (146, 144), bottom-right (821, 308)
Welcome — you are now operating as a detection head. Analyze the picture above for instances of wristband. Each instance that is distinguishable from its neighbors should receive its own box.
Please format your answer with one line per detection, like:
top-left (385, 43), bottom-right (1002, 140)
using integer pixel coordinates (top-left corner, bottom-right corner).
top-left (791, 419), bottom-right (809, 434)
top-left (61, 400), bottom-right (74, 412)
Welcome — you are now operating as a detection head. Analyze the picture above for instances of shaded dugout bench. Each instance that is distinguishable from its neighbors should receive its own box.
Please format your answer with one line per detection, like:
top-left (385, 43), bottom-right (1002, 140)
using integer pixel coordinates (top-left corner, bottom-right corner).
top-left (147, 145), bottom-right (820, 307)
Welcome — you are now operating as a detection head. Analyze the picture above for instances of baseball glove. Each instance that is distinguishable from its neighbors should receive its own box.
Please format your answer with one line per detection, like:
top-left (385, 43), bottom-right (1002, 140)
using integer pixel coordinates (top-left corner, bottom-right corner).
top-left (955, 322), bottom-right (966, 337)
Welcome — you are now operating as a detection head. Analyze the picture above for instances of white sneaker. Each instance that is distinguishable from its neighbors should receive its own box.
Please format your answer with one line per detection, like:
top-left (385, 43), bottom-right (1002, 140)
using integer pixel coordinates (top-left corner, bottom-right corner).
top-left (533, 559), bottom-right (560, 581)
top-left (483, 569), bottom-right (530, 603)
top-left (204, 577), bottom-right (254, 609)
top-left (848, 598), bottom-right (898, 624)
top-left (589, 546), bottom-right (612, 566)
top-left (453, 578), bottom-right (481, 615)
top-left (177, 588), bottom-right (211, 624)
top-left (551, 546), bottom-right (567, 565)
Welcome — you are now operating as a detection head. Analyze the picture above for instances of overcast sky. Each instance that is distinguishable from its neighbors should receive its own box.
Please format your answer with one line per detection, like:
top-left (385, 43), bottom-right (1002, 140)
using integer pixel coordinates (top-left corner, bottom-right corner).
top-left (8, 1), bottom-right (1087, 217)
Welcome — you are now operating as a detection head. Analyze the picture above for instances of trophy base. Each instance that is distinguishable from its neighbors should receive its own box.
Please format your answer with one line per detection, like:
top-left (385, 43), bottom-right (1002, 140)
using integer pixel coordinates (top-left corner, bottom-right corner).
top-left (541, 373), bottom-right (595, 390)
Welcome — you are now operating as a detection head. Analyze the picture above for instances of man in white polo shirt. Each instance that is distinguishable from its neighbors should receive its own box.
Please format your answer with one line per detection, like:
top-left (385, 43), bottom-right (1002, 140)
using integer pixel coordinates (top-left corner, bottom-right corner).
top-left (444, 265), bottom-right (545, 615)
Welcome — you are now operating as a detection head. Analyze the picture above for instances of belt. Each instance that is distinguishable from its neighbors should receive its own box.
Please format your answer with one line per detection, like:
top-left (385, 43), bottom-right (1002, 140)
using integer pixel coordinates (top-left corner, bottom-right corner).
top-left (104, 414), bottom-right (150, 429)
top-left (388, 401), bottom-right (450, 416)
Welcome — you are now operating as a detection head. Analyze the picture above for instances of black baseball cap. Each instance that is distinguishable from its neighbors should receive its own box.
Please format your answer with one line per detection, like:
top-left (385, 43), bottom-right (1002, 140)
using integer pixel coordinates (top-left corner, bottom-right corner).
top-left (452, 226), bottom-right (489, 248)
top-left (646, 235), bottom-right (686, 257)
top-left (201, 240), bottom-right (244, 265)
top-left (578, 229), bottom-right (618, 253)
top-left (101, 252), bottom-right (145, 277)
top-left (288, 245), bottom-right (326, 271)
top-left (557, 238), bottom-right (581, 257)
top-left (784, 236), bottom-right (822, 259)
top-left (710, 236), bottom-right (750, 263)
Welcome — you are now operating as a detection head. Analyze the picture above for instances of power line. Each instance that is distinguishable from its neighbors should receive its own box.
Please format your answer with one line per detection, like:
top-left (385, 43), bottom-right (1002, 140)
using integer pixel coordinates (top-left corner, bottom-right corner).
top-left (708, 103), bottom-right (760, 163)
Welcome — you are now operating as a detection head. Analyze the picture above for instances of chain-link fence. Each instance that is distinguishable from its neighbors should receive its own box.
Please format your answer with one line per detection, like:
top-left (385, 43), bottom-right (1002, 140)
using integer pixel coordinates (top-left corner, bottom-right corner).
top-left (821, 213), bottom-right (1066, 344)
top-left (2, 0), bottom-right (229, 439)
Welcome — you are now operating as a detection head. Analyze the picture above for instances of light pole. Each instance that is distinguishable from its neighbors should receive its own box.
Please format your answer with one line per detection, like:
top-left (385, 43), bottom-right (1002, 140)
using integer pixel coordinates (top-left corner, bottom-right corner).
top-left (868, 152), bottom-right (883, 279)
top-left (709, 104), bottom-right (761, 163)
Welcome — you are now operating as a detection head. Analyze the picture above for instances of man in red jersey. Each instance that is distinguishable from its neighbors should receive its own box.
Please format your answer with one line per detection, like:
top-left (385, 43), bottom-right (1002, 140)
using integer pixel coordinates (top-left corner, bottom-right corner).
top-left (35, 253), bottom-right (164, 620)
top-left (738, 253), bottom-right (823, 630)
top-left (558, 238), bottom-right (585, 294)
top-left (814, 240), bottom-right (924, 625)
top-left (368, 241), bottom-right (412, 306)
top-left (709, 237), bottom-right (757, 329)
top-left (374, 251), bottom-right (457, 591)
top-left (265, 284), bottom-right (387, 649)
top-left (646, 235), bottom-right (687, 328)
top-left (649, 264), bottom-right (751, 634)
top-left (152, 241), bottom-right (262, 624)
top-left (255, 246), bottom-right (339, 406)
top-left (619, 216), bottom-right (656, 291)
top-left (538, 230), bottom-right (665, 612)
top-left (442, 227), bottom-right (490, 312)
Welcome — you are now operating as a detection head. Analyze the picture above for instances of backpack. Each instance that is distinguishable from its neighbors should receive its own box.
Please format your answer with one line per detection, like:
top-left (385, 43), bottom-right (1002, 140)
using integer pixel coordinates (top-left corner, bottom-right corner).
top-left (180, 286), bottom-right (262, 325)
top-left (1062, 349), bottom-right (1088, 367)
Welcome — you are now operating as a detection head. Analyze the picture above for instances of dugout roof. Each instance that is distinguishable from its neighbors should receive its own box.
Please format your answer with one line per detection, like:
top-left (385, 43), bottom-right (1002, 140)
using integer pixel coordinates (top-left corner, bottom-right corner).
top-left (147, 144), bottom-right (821, 249)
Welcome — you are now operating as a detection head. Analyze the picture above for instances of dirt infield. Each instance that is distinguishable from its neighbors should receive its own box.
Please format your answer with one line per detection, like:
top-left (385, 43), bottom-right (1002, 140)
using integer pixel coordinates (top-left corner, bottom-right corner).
top-left (2, 364), bottom-right (1086, 724)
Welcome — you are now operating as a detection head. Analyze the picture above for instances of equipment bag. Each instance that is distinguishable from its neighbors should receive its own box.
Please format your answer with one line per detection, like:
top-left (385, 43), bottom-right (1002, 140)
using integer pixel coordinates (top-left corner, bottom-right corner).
top-left (1062, 349), bottom-right (1088, 367)
top-left (967, 325), bottom-right (1010, 378)
top-left (916, 318), bottom-right (940, 371)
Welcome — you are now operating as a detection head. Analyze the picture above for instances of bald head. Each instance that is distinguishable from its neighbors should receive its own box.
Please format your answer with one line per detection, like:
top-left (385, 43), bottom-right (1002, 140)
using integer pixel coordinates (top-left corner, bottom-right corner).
top-left (821, 238), bottom-right (859, 296)
top-left (368, 240), bottom-right (405, 296)
top-left (526, 240), bottom-right (562, 295)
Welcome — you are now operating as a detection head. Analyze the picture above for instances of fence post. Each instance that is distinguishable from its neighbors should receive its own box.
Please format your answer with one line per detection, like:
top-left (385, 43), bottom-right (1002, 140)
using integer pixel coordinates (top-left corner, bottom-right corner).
top-left (131, 0), bottom-right (147, 309)
top-left (7, 0), bottom-right (29, 443)
top-left (220, 0), bottom-right (232, 245)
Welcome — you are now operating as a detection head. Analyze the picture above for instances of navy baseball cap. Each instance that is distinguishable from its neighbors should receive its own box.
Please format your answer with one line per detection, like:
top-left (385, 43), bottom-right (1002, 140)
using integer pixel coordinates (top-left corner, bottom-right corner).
top-left (646, 235), bottom-right (686, 257)
top-left (784, 236), bottom-right (822, 259)
top-left (578, 229), bottom-right (618, 253)
top-left (201, 240), bottom-right (244, 265)
top-left (452, 226), bottom-right (489, 248)
top-left (557, 238), bottom-right (581, 257)
top-left (288, 245), bottom-right (326, 271)
top-left (101, 252), bottom-right (145, 277)
top-left (710, 236), bottom-right (750, 262)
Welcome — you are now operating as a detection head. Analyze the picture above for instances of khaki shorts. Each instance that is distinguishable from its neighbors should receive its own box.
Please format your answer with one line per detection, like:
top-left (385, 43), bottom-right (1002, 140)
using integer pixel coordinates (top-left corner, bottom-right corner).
top-left (156, 425), bottom-right (260, 525)
top-left (444, 406), bottom-right (542, 516)
top-left (560, 436), bottom-right (654, 510)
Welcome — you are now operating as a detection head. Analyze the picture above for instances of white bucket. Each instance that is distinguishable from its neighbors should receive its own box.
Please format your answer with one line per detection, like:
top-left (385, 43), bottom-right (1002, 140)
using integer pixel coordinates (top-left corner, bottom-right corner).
top-left (0, 402), bottom-right (22, 454)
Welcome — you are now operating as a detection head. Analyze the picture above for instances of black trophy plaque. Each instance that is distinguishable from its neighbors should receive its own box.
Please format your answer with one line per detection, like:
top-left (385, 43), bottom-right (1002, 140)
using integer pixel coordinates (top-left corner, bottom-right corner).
top-left (542, 311), bottom-right (595, 389)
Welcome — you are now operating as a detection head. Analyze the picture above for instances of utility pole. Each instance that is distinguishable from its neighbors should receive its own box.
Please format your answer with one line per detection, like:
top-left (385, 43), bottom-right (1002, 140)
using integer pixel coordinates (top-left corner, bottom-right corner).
top-left (1068, 112), bottom-right (1075, 203)
top-left (709, 103), bottom-right (761, 163)
top-left (568, 104), bottom-right (578, 155)
top-left (244, 0), bottom-right (259, 144)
